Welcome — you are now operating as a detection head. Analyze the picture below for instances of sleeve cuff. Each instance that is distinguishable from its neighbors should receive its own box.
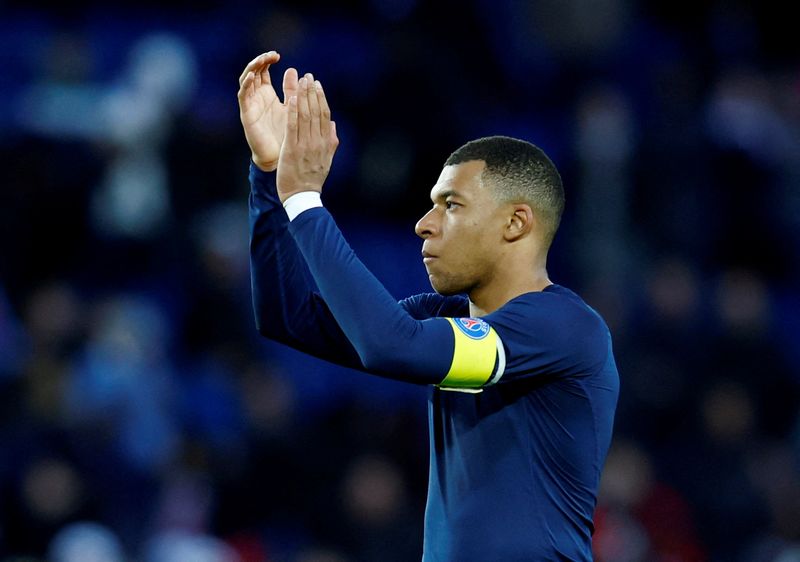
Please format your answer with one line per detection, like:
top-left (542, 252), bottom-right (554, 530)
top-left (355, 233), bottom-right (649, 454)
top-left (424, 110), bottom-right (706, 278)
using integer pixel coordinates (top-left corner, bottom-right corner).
top-left (249, 160), bottom-right (281, 205)
top-left (283, 191), bottom-right (323, 221)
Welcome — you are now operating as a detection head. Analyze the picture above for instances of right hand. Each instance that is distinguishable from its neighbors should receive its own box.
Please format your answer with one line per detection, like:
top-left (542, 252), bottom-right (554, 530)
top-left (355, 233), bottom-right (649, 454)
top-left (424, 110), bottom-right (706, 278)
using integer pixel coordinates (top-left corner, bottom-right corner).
top-left (238, 51), bottom-right (299, 172)
top-left (276, 75), bottom-right (339, 203)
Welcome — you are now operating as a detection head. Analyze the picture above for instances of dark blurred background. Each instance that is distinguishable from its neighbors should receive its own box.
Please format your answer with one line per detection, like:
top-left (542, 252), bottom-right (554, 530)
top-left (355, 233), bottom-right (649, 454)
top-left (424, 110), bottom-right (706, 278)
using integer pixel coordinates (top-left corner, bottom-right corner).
top-left (1, 0), bottom-right (799, 561)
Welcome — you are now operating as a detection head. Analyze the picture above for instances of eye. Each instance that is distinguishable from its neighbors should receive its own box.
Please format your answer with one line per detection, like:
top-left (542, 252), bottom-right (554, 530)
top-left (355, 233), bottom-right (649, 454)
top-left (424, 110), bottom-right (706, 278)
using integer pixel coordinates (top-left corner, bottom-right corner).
top-left (445, 200), bottom-right (460, 211)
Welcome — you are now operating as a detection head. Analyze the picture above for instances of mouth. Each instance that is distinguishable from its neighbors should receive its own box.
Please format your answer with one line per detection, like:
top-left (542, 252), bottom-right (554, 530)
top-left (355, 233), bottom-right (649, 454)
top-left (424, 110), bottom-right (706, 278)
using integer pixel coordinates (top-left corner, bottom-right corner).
top-left (422, 251), bottom-right (438, 264)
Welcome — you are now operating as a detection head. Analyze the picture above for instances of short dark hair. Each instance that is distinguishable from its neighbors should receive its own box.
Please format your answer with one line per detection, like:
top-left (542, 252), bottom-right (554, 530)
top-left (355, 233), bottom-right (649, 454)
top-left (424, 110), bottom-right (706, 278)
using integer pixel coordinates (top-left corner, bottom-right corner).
top-left (444, 135), bottom-right (564, 245)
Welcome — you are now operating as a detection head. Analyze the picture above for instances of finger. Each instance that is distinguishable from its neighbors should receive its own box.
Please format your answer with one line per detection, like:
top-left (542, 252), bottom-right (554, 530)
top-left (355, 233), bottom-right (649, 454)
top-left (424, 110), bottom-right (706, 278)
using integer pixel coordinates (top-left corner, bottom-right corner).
top-left (330, 121), bottom-right (339, 152)
top-left (237, 71), bottom-right (255, 100)
top-left (238, 51), bottom-right (278, 86)
top-left (283, 67), bottom-right (299, 105)
top-left (307, 77), bottom-right (322, 140)
top-left (316, 80), bottom-right (331, 141)
top-left (239, 53), bottom-right (265, 86)
top-left (238, 51), bottom-right (279, 87)
top-left (298, 75), bottom-right (312, 142)
top-left (257, 56), bottom-right (273, 88)
top-left (287, 95), bottom-right (299, 146)
top-left (258, 51), bottom-right (279, 87)
top-left (325, 120), bottom-right (339, 168)
top-left (238, 54), bottom-right (261, 86)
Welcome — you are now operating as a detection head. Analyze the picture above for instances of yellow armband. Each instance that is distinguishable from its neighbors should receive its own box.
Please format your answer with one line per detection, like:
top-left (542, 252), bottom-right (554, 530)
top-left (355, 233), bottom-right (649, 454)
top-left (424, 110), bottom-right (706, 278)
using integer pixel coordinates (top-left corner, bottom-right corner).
top-left (438, 318), bottom-right (505, 389)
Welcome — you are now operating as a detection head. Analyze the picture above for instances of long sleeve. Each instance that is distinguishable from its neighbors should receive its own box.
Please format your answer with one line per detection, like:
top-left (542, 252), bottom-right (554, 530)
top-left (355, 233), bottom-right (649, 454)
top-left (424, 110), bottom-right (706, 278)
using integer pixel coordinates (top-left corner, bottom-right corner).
top-left (248, 163), bottom-right (365, 369)
top-left (287, 207), bottom-right (467, 386)
top-left (286, 206), bottom-right (614, 391)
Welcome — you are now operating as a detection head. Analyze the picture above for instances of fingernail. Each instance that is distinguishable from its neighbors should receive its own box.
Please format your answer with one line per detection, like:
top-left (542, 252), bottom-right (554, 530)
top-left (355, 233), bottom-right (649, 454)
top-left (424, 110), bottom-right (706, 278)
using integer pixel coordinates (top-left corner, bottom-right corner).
top-left (300, 77), bottom-right (307, 88)
top-left (306, 72), bottom-right (314, 81)
top-left (290, 95), bottom-right (297, 106)
top-left (315, 80), bottom-right (322, 90)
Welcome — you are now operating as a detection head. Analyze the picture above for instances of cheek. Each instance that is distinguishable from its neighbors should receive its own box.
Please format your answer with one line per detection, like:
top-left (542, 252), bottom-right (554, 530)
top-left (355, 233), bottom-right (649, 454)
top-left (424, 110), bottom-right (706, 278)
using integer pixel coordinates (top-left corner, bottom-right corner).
top-left (447, 221), bottom-right (491, 269)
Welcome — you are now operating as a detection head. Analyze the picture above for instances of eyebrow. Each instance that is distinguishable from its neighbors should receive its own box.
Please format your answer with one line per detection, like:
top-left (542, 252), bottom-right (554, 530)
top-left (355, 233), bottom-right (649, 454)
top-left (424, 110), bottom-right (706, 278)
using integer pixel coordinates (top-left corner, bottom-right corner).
top-left (430, 189), bottom-right (463, 203)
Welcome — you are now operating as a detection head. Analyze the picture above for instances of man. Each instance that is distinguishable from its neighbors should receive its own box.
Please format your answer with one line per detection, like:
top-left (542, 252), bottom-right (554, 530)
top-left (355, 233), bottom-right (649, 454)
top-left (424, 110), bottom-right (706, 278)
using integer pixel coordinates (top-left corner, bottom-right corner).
top-left (240, 51), bottom-right (619, 561)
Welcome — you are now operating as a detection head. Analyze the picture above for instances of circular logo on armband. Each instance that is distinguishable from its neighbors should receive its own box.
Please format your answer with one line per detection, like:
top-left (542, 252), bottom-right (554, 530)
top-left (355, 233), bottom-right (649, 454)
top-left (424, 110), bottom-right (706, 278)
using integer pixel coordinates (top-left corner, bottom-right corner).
top-left (455, 317), bottom-right (491, 340)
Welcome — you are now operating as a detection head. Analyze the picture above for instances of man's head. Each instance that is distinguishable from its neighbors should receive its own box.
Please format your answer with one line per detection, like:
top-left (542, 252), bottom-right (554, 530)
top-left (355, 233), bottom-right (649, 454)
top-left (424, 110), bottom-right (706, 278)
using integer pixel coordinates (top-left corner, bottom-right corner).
top-left (415, 136), bottom-right (564, 296)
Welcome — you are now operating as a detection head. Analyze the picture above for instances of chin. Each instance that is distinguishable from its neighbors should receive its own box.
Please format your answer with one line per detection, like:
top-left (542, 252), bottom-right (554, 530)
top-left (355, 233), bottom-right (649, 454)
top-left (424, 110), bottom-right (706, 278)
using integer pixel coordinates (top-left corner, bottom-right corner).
top-left (432, 286), bottom-right (461, 297)
top-left (429, 275), bottom-right (471, 297)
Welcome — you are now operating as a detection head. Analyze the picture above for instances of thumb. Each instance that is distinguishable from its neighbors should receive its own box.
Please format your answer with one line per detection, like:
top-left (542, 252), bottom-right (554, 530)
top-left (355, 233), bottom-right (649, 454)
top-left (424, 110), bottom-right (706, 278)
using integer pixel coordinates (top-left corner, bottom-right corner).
top-left (330, 121), bottom-right (339, 148)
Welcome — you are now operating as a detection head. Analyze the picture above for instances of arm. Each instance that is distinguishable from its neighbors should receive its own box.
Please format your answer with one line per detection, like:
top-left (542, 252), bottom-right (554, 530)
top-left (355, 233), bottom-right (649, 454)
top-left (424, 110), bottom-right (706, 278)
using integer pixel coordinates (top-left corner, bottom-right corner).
top-left (287, 205), bottom-right (610, 387)
top-left (249, 162), bottom-right (365, 368)
top-left (275, 76), bottom-right (504, 388)
top-left (288, 206), bottom-right (502, 386)
top-left (240, 52), bottom-right (363, 368)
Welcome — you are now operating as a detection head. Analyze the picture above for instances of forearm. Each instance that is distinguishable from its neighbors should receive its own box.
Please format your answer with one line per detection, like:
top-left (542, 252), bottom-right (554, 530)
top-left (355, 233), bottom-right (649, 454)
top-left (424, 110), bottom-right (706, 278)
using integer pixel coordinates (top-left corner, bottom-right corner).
top-left (248, 163), bottom-right (364, 368)
top-left (287, 205), bottom-right (453, 385)
top-left (249, 161), bottom-right (311, 340)
top-left (264, 73), bottom-right (484, 386)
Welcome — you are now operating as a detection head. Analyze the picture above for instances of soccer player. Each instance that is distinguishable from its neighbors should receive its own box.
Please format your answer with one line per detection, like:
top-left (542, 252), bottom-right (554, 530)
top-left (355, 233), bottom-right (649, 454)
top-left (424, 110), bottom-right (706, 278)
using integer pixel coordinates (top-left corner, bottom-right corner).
top-left (240, 51), bottom-right (619, 561)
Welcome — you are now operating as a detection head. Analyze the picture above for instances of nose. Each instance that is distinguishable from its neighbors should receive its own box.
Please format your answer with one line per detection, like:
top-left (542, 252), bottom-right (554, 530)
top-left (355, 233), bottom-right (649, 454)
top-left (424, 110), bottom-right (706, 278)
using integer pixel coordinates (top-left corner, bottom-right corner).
top-left (415, 208), bottom-right (438, 239)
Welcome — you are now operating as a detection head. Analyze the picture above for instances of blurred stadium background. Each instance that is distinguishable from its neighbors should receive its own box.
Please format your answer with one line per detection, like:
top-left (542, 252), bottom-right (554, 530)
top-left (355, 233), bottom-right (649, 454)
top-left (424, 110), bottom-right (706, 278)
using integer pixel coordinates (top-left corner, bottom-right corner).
top-left (1, 0), bottom-right (799, 560)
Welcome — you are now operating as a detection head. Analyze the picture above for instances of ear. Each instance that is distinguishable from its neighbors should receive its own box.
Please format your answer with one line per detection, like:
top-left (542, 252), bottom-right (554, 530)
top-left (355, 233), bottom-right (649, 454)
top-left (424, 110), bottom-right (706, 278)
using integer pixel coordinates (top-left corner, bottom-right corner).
top-left (503, 204), bottom-right (534, 242)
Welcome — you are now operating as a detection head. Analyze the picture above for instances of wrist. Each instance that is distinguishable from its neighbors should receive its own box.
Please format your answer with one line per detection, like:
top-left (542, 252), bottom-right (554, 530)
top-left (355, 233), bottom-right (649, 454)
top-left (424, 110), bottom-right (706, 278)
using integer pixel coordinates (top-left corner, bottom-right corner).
top-left (277, 185), bottom-right (322, 205)
top-left (283, 191), bottom-right (323, 221)
top-left (252, 156), bottom-right (277, 172)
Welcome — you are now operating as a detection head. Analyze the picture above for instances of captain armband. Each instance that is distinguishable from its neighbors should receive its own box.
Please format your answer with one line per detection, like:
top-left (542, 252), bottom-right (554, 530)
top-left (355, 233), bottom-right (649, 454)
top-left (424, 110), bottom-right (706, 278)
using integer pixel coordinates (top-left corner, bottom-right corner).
top-left (437, 318), bottom-right (506, 391)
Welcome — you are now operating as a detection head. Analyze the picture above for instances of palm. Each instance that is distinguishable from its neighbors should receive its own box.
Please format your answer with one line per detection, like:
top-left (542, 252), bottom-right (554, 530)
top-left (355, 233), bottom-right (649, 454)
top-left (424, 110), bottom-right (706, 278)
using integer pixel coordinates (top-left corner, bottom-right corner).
top-left (241, 84), bottom-right (285, 167)
top-left (237, 52), bottom-right (297, 171)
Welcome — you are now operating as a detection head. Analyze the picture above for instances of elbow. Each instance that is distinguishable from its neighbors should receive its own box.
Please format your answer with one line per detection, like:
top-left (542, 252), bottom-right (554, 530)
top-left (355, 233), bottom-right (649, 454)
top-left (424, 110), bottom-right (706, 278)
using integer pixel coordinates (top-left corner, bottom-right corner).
top-left (254, 308), bottom-right (319, 351)
top-left (358, 350), bottom-right (388, 373)
top-left (255, 318), bottom-right (278, 341)
top-left (255, 320), bottom-right (274, 339)
top-left (356, 336), bottom-right (405, 372)
top-left (254, 311), bottom-right (290, 344)
top-left (358, 344), bottom-right (433, 384)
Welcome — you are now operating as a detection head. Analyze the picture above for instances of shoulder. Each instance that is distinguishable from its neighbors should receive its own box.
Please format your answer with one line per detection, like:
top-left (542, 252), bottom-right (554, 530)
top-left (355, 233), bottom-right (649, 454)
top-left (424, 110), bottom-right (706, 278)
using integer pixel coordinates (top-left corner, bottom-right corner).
top-left (399, 293), bottom-right (469, 320)
top-left (486, 284), bottom-right (611, 370)
top-left (492, 284), bottom-right (606, 330)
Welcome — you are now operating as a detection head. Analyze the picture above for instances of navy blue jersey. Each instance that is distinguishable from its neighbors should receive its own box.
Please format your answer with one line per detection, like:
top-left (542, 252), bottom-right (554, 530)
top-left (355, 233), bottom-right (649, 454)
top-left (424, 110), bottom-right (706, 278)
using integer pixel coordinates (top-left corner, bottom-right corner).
top-left (248, 164), bottom-right (620, 561)
top-left (402, 291), bottom-right (618, 561)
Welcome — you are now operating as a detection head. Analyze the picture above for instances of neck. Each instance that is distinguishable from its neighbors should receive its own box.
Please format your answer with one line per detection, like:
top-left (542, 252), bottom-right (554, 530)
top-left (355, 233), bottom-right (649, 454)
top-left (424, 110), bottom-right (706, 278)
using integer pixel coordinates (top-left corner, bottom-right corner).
top-left (468, 264), bottom-right (551, 316)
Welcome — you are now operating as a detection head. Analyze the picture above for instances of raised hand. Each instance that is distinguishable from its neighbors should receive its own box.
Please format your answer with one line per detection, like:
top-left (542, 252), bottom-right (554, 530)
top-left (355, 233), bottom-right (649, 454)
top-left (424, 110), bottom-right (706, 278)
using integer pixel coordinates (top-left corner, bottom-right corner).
top-left (238, 51), bottom-right (299, 172)
top-left (276, 73), bottom-right (339, 202)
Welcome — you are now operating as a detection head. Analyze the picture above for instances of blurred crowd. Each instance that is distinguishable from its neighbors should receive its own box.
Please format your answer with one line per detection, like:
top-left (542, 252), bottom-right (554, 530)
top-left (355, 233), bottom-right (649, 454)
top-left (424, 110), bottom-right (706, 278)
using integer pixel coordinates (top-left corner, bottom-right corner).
top-left (1, 0), bottom-right (799, 561)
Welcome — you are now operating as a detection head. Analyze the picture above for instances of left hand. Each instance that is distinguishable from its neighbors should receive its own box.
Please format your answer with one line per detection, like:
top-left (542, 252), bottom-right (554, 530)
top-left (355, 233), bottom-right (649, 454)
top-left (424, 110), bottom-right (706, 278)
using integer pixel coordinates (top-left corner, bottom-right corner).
top-left (276, 72), bottom-right (339, 203)
top-left (237, 51), bottom-right (299, 172)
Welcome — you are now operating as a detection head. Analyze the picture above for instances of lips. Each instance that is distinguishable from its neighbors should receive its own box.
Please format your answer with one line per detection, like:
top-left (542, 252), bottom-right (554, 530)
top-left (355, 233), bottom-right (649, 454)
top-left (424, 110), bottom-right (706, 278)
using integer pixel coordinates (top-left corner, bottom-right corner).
top-left (422, 250), bottom-right (438, 263)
